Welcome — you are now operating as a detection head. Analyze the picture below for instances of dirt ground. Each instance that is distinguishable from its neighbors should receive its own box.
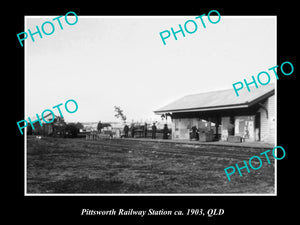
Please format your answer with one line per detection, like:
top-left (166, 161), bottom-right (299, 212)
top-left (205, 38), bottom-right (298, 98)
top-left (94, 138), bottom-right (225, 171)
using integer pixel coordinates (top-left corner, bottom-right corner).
top-left (26, 136), bottom-right (275, 194)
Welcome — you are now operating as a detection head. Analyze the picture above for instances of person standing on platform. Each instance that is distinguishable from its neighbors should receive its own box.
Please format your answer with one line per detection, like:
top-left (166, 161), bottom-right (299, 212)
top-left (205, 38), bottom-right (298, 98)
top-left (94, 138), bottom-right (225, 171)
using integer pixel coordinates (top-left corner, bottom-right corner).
top-left (130, 123), bottom-right (135, 138)
top-left (163, 124), bottom-right (169, 139)
top-left (151, 123), bottom-right (157, 139)
top-left (144, 122), bottom-right (148, 138)
top-left (124, 124), bottom-right (129, 138)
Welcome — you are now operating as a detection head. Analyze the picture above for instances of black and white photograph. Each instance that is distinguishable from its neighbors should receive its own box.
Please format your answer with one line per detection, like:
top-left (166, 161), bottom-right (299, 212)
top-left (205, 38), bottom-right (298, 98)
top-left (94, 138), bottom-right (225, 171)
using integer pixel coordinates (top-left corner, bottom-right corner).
top-left (24, 15), bottom-right (276, 195)
top-left (14, 5), bottom-right (297, 223)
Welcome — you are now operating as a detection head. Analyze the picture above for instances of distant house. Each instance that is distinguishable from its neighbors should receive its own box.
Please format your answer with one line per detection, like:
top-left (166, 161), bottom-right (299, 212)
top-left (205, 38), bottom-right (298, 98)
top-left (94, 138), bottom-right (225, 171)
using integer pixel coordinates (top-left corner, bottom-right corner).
top-left (28, 116), bottom-right (66, 136)
top-left (154, 83), bottom-right (275, 144)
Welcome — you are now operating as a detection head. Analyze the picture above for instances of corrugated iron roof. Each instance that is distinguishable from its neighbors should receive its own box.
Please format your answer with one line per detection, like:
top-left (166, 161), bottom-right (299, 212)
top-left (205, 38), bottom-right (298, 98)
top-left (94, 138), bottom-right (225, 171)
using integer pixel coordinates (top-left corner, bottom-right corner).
top-left (154, 83), bottom-right (275, 114)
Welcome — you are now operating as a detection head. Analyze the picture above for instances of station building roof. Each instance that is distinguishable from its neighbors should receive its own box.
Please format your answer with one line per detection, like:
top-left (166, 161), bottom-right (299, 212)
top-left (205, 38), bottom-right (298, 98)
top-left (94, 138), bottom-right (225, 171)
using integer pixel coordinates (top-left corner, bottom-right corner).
top-left (154, 83), bottom-right (275, 114)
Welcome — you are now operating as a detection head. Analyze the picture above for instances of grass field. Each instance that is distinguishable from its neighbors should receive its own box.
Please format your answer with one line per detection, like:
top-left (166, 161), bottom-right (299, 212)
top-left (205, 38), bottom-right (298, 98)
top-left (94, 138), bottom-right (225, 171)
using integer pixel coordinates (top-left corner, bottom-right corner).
top-left (26, 136), bottom-right (275, 194)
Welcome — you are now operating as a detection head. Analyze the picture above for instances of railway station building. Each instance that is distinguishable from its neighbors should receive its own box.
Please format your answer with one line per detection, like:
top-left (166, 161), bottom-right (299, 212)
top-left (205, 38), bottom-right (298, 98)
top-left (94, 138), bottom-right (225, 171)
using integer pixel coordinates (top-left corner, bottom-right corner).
top-left (154, 83), bottom-right (275, 144)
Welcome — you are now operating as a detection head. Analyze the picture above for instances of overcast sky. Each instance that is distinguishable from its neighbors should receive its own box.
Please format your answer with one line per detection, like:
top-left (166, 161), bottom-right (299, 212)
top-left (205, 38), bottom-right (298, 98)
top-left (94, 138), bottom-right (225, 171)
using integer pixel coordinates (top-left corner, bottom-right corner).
top-left (25, 15), bottom-right (276, 123)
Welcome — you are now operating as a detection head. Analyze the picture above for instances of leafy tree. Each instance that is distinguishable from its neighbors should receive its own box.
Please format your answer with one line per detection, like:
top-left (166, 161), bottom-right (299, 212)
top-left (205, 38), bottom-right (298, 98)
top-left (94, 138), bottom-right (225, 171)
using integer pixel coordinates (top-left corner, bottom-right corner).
top-left (65, 123), bottom-right (79, 137)
top-left (75, 122), bottom-right (84, 130)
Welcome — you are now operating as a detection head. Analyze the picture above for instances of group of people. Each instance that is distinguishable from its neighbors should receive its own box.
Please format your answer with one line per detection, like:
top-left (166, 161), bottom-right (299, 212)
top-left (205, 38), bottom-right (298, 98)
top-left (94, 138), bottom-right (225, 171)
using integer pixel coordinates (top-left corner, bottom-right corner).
top-left (97, 120), bottom-right (170, 139)
top-left (189, 126), bottom-right (199, 140)
top-left (123, 123), bottom-right (169, 139)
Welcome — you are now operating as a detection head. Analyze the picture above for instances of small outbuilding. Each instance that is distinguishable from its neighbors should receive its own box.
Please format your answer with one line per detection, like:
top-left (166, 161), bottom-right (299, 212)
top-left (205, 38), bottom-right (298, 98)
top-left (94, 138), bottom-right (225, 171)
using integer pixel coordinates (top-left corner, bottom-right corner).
top-left (154, 83), bottom-right (275, 144)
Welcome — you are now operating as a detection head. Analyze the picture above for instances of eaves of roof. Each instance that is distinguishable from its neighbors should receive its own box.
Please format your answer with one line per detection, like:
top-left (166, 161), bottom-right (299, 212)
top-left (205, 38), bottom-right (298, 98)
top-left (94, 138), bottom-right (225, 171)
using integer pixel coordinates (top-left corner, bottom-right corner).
top-left (154, 84), bottom-right (275, 114)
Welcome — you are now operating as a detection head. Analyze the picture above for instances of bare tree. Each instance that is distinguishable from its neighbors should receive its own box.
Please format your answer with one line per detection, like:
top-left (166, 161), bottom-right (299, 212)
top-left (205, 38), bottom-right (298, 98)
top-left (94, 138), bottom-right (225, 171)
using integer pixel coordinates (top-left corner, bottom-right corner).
top-left (114, 106), bottom-right (127, 123)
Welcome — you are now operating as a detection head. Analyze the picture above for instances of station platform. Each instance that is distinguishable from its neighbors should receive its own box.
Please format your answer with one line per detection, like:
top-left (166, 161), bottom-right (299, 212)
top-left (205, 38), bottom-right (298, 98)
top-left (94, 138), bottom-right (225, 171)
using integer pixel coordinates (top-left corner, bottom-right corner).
top-left (107, 137), bottom-right (275, 149)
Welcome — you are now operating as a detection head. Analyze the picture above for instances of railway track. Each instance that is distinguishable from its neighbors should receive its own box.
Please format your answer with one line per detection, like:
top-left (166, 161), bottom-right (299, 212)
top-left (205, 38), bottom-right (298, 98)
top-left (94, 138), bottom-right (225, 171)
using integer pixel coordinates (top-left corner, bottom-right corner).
top-left (81, 138), bottom-right (273, 162)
